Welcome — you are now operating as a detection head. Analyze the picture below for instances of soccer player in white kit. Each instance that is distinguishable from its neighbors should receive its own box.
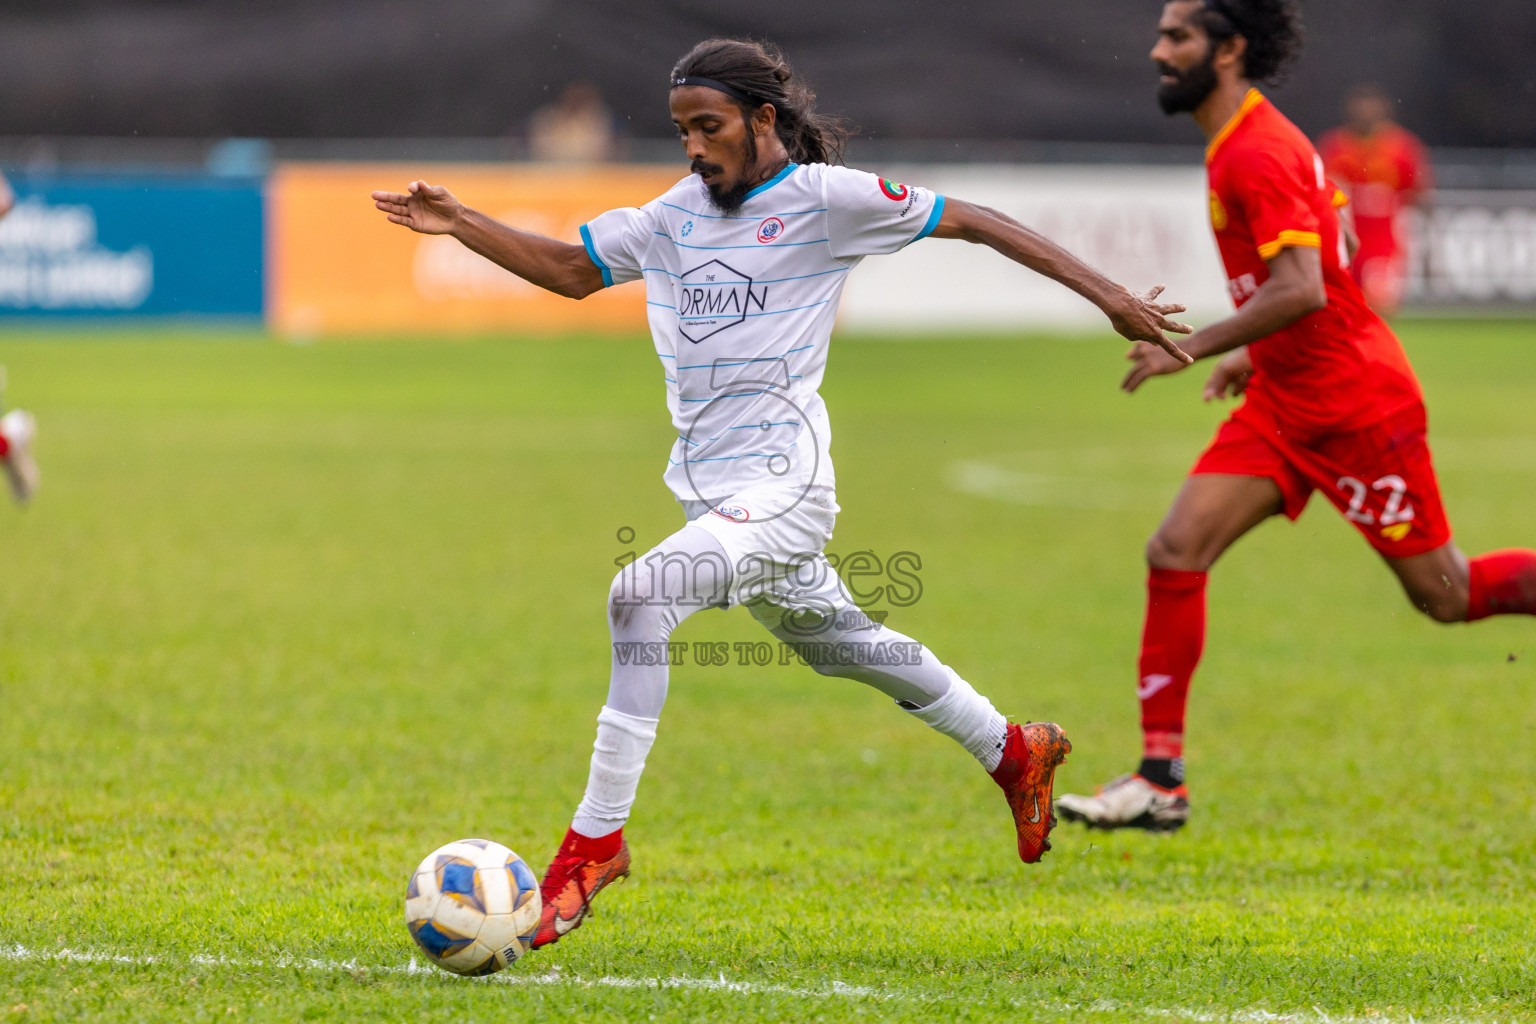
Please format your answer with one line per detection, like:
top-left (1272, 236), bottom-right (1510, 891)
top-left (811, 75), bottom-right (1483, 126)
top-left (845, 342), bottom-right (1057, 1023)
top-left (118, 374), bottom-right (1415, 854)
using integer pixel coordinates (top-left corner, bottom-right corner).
top-left (373, 38), bottom-right (1193, 951)
top-left (0, 170), bottom-right (40, 505)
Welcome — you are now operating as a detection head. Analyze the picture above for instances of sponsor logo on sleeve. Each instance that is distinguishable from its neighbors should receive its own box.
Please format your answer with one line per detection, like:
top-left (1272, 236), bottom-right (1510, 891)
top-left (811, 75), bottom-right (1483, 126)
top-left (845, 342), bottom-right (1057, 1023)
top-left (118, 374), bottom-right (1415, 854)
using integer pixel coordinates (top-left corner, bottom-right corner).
top-left (756, 217), bottom-right (785, 243)
top-left (879, 178), bottom-right (909, 202)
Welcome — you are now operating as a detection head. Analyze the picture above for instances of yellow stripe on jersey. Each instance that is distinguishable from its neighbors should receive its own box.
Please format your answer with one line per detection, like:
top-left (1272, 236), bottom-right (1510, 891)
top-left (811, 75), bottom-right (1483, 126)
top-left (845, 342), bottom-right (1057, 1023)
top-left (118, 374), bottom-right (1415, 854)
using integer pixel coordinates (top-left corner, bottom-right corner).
top-left (1258, 230), bottom-right (1322, 260)
top-left (1205, 88), bottom-right (1267, 162)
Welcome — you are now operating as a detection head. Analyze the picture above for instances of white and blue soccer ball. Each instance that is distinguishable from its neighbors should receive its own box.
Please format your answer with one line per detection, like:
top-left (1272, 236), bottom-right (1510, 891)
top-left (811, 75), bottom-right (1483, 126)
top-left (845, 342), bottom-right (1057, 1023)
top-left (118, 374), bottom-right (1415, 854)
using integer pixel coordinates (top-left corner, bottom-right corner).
top-left (404, 838), bottom-right (542, 976)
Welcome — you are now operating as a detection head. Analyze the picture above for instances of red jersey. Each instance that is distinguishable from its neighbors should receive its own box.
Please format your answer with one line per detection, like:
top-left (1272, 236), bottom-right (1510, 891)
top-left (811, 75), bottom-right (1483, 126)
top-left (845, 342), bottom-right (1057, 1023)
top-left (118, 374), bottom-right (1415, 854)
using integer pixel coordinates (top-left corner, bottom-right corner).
top-left (1318, 123), bottom-right (1431, 224)
top-left (1206, 89), bottom-right (1422, 436)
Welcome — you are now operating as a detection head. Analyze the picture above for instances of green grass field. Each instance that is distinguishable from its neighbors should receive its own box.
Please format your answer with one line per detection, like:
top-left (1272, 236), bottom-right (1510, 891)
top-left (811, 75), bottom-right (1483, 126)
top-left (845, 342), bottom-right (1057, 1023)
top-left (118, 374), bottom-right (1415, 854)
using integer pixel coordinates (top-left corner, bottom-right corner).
top-left (0, 321), bottom-right (1532, 1022)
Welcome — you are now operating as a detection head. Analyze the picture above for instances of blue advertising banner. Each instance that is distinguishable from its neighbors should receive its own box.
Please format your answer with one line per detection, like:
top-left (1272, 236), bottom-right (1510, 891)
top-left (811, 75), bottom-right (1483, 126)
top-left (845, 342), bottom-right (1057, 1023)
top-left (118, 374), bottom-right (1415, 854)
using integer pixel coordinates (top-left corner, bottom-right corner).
top-left (0, 175), bottom-right (263, 318)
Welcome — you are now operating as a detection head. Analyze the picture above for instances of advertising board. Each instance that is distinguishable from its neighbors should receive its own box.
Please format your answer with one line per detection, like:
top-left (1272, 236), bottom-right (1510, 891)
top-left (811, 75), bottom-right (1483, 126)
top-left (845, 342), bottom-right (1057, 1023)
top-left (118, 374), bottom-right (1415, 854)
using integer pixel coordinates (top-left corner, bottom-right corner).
top-left (0, 175), bottom-right (263, 318)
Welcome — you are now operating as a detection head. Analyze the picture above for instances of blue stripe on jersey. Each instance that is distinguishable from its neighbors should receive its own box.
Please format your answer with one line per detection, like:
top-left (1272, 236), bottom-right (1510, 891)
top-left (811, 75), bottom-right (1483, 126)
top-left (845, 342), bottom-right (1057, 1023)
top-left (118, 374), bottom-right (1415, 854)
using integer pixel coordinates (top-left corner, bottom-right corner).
top-left (737, 300), bottom-right (830, 318)
top-left (674, 343), bottom-right (814, 371)
top-left (668, 237), bottom-right (829, 251)
top-left (913, 195), bottom-right (947, 244)
top-left (678, 390), bottom-right (767, 403)
top-left (579, 224), bottom-right (614, 288)
top-left (641, 267), bottom-right (849, 286)
top-left (659, 200), bottom-right (828, 221)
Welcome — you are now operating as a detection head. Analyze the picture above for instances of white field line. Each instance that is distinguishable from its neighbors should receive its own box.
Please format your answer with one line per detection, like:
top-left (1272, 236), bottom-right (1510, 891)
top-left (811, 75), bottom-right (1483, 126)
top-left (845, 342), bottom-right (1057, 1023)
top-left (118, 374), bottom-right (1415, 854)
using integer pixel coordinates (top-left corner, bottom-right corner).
top-left (0, 944), bottom-right (886, 1000)
top-left (0, 944), bottom-right (1512, 1024)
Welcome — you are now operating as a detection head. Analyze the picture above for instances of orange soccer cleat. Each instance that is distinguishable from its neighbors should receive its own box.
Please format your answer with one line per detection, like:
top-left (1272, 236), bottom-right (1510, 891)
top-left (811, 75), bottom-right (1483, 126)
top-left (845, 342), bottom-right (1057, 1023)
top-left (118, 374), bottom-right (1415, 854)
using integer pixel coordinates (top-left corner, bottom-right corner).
top-left (989, 722), bottom-right (1072, 863)
top-left (531, 828), bottom-right (631, 950)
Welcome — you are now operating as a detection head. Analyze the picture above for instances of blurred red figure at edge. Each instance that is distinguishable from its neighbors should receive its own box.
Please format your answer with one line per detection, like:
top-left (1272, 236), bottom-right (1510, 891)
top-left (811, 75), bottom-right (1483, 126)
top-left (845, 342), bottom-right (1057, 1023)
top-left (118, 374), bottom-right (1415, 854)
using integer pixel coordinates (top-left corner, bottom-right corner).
top-left (1318, 84), bottom-right (1432, 316)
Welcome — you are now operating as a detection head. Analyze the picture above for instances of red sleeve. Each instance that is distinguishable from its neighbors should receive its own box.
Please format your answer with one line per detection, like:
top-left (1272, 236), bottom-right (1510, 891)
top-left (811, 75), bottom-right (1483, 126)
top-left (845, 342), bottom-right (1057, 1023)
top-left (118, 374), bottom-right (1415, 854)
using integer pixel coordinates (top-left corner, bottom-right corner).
top-left (1228, 144), bottom-right (1324, 260)
top-left (1398, 131), bottom-right (1433, 196)
top-left (1318, 130), bottom-right (1347, 180)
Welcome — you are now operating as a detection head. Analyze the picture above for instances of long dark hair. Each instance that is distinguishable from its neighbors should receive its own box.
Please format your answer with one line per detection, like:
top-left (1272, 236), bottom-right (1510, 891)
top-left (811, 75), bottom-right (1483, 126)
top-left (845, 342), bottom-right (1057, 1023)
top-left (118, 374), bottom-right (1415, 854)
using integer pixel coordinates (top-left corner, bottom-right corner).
top-left (670, 39), bottom-right (851, 165)
top-left (1200, 0), bottom-right (1305, 85)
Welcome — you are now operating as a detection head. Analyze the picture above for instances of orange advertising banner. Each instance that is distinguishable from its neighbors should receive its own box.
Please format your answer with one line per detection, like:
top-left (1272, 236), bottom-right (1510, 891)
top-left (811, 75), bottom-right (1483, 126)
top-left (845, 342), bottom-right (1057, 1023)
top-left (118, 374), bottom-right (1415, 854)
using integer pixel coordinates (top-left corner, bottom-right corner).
top-left (267, 163), bottom-right (685, 336)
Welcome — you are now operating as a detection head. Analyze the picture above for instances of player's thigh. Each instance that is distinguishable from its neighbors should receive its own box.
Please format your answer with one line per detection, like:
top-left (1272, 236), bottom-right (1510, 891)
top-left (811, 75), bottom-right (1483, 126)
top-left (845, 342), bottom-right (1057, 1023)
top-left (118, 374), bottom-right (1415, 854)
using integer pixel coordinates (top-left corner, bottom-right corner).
top-left (1147, 473), bottom-right (1286, 571)
top-left (744, 553), bottom-right (860, 642)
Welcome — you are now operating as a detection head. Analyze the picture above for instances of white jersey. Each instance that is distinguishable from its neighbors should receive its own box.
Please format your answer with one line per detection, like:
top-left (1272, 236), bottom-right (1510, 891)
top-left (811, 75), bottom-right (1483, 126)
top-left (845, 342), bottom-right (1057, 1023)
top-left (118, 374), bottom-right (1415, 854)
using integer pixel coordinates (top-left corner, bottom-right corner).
top-left (581, 161), bottom-right (943, 514)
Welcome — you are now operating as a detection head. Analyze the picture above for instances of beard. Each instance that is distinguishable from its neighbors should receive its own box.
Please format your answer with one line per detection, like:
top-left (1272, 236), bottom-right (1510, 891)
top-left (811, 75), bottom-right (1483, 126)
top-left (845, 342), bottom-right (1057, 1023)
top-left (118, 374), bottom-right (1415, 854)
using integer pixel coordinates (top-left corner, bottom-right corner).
top-left (1156, 49), bottom-right (1219, 114)
top-left (694, 130), bottom-right (759, 214)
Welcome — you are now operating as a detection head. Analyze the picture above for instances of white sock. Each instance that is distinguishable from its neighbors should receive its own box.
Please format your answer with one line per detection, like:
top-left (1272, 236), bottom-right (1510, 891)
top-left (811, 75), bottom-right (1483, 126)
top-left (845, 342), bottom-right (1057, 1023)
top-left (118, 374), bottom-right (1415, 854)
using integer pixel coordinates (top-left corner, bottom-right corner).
top-left (905, 670), bottom-right (1009, 772)
top-left (570, 705), bottom-right (660, 839)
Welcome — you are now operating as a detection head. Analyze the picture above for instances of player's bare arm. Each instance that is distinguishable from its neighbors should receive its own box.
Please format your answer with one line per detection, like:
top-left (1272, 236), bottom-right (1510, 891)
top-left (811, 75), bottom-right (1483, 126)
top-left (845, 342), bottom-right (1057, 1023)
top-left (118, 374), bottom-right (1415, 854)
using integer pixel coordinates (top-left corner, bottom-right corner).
top-left (371, 181), bottom-right (605, 299)
top-left (1121, 245), bottom-right (1325, 392)
top-left (0, 173), bottom-right (14, 221)
top-left (932, 200), bottom-right (1194, 361)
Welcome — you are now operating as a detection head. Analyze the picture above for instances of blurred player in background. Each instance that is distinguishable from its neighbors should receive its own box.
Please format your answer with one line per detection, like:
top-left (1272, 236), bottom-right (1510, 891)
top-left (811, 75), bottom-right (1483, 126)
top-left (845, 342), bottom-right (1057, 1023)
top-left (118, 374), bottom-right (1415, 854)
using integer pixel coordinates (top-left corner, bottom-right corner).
top-left (375, 39), bottom-right (1192, 947)
top-left (1056, 0), bottom-right (1536, 832)
top-left (527, 81), bottom-right (620, 164)
top-left (0, 170), bottom-right (40, 505)
top-left (1319, 84), bottom-right (1432, 316)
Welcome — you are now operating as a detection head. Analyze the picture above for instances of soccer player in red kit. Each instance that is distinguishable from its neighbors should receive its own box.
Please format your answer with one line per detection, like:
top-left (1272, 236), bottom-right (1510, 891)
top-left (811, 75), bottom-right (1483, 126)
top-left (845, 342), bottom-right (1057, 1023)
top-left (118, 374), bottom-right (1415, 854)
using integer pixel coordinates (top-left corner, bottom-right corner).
top-left (1056, 0), bottom-right (1536, 832)
top-left (1319, 84), bottom-right (1432, 316)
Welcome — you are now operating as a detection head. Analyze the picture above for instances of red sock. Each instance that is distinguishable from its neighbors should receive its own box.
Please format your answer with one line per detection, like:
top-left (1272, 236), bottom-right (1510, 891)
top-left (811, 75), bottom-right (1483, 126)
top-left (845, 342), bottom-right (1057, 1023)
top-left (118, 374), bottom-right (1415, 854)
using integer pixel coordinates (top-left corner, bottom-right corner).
top-left (1138, 568), bottom-right (1208, 761)
top-left (0, 432), bottom-right (9, 458)
top-left (560, 825), bottom-right (623, 862)
top-left (1467, 549), bottom-right (1536, 621)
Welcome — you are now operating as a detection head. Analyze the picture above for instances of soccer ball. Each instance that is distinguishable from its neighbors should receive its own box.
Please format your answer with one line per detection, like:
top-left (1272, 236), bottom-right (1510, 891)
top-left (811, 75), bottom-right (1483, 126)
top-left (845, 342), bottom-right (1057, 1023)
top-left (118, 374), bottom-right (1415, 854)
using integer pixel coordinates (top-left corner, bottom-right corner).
top-left (404, 838), bottom-right (542, 976)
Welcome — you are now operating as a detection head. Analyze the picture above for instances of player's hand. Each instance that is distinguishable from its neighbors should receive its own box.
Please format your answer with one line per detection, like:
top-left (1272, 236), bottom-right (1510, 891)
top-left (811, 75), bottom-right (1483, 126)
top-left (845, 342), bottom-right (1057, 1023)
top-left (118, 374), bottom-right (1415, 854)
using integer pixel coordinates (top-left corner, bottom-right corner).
top-left (1121, 338), bottom-right (1193, 394)
top-left (1106, 286), bottom-right (1195, 366)
top-left (371, 180), bottom-right (464, 235)
top-left (1202, 346), bottom-right (1253, 402)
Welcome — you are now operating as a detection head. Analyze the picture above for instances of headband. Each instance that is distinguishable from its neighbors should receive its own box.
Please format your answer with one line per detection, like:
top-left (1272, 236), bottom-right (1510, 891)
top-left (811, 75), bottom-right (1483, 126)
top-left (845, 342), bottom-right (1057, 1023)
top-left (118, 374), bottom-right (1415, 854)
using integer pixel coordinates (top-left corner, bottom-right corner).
top-left (672, 76), bottom-right (763, 107)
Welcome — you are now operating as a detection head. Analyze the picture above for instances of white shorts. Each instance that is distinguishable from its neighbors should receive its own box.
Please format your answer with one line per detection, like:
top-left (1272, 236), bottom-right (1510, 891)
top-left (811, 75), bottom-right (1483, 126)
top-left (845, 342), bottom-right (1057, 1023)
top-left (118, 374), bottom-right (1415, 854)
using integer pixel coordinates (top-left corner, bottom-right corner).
top-left (682, 484), bottom-right (844, 611)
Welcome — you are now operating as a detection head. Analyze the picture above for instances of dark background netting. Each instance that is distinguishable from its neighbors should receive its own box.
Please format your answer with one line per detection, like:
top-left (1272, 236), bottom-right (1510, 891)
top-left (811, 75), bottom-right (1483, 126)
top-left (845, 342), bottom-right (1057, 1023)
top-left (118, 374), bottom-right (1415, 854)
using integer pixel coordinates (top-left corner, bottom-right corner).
top-left (2, 0), bottom-right (1532, 147)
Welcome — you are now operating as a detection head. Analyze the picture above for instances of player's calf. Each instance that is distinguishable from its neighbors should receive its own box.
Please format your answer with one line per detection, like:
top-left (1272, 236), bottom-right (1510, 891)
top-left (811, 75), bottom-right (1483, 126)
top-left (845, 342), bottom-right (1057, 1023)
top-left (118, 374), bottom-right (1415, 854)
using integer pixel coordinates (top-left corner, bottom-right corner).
top-left (1468, 549), bottom-right (1536, 620)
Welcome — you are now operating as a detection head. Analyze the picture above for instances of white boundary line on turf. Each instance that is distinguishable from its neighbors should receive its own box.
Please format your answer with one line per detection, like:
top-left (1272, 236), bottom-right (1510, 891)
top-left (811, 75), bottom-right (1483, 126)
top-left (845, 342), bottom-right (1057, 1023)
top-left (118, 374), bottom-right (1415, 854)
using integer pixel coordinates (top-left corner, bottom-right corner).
top-left (0, 945), bottom-right (888, 1001)
top-left (1, 944), bottom-right (1511, 1023)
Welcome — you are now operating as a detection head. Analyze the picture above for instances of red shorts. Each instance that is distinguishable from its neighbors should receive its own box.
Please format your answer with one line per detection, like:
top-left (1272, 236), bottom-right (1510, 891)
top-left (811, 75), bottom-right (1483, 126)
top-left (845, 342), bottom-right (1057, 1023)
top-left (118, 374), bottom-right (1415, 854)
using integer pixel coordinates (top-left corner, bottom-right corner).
top-left (1192, 401), bottom-right (1451, 558)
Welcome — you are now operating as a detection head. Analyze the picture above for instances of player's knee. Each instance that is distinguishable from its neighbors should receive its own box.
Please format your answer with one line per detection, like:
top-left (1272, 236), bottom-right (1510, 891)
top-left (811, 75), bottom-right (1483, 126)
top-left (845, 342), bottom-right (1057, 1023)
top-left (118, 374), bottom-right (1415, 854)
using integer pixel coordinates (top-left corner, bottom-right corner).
top-left (1145, 530), bottom-right (1207, 572)
top-left (608, 566), bottom-right (658, 636)
top-left (1403, 578), bottom-right (1469, 624)
top-left (1411, 587), bottom-right (1469, 624)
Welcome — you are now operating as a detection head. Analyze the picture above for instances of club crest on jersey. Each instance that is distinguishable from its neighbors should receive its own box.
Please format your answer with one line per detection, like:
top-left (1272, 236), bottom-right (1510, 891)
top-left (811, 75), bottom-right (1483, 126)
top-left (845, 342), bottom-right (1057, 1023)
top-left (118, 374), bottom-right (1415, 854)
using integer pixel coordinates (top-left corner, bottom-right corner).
top-left (710, 504), bottom-right (751, 523)
top-left (1209, 190), bottom-right (1228, 231)
top-left (879, 178), bottom-right (909, 201)
top-left (756, 217), bottom-right (785, 243)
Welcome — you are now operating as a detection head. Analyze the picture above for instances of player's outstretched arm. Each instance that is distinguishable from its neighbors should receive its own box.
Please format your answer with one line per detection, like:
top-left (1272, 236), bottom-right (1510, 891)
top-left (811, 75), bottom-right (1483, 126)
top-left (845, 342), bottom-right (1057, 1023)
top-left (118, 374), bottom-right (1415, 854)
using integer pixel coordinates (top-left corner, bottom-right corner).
top-left (930, 198), bottom-right (1193, 362)
top-left (1121, 245), bottom-right (1327, 393)
top-left (371, 180), bottom-right (605, 299)
top-left (0, 173), bottom-right (14, 221)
